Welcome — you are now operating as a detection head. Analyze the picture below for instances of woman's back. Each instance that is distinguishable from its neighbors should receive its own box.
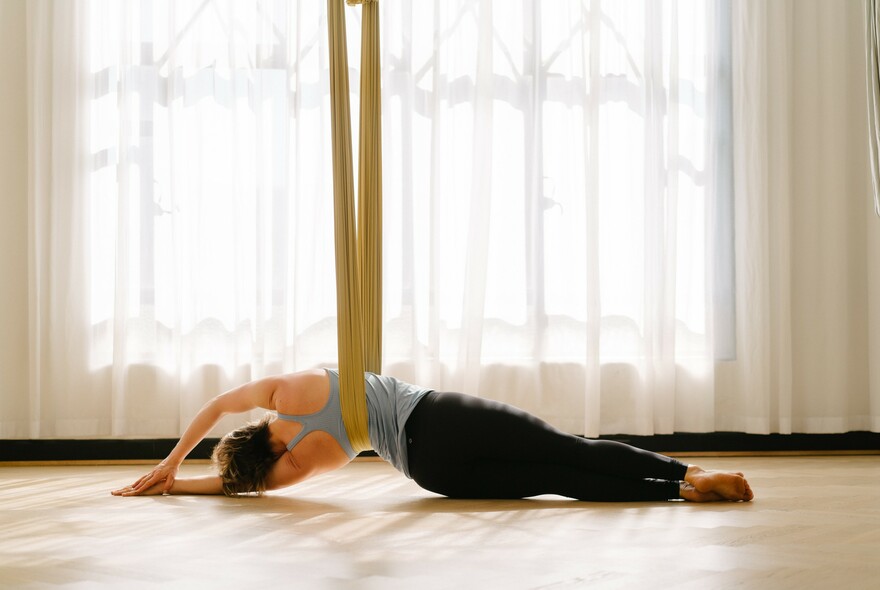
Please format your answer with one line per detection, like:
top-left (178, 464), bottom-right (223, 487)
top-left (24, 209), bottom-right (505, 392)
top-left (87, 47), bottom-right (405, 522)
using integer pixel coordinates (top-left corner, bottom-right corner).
top-left (273, 370), bottom-right (356, 460)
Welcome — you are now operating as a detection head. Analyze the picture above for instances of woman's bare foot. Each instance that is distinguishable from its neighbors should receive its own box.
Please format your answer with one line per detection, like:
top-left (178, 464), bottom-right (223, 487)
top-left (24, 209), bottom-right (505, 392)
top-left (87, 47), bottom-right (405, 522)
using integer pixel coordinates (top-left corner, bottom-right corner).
top-left (684, 465), bottom-right (754, 502)
top-left (678, 482), bottom-right (725, 502)
top-left (743, 479), bottom-right (754, 501)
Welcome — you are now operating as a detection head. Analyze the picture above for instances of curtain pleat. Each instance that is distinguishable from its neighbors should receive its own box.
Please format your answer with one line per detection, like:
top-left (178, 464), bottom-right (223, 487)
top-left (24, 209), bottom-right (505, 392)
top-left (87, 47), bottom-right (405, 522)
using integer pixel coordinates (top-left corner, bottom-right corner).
top-left (867, 0), bottom-right (880, 217)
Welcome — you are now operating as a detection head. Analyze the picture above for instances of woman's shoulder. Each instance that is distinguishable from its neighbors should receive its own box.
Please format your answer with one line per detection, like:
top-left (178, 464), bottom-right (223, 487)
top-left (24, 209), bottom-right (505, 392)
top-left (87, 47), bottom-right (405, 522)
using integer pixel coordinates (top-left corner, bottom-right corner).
top-left (272, 369), bottom-right (331, 414)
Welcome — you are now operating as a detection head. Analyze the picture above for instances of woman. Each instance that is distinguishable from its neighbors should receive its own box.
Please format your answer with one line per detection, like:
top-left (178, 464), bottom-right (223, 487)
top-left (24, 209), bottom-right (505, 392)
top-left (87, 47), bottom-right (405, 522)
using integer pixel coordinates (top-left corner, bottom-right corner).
top-left (112, 368), bottom-right (754, 502)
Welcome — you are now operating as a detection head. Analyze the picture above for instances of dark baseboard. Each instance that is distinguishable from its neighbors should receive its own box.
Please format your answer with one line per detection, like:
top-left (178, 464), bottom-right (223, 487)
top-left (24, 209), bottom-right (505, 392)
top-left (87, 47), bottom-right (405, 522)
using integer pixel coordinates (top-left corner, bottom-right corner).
top-left (1, 438), bottom-right (223, 462)
top-left (2, 431), bottom-right (878, 462)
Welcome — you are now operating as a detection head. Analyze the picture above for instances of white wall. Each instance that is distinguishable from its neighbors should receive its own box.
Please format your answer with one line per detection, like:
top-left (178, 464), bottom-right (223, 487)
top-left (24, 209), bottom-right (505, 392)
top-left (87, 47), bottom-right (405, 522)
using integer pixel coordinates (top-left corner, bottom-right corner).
top-left (0, 0), bottom-right (29, 430)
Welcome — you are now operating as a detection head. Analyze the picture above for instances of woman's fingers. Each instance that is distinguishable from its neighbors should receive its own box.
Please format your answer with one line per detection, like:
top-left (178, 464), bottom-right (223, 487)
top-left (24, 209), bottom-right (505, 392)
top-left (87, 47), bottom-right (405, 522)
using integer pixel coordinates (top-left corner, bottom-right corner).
top-left (128, 470), bottom-right (161, 492)
top-left (131, 478), bottom-right (149, 492)
top-left (132, 472), bottom-right (155, 488)
top-left (111, 484), bottom-right (139, 496)
top-left (114, 463), bottom-right (177, 495)
top-left (116, 483), bottom-right (154, 496)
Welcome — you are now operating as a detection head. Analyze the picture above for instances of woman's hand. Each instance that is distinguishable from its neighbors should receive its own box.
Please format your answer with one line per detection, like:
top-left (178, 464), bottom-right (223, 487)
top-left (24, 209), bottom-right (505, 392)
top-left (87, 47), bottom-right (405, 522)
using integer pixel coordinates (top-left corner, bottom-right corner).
top-left (112, 474), bottom-right (225, 496)
top-left (112, 461), bottom-right (179, 496)
top-left (111, 479), bottom-right (167, 496)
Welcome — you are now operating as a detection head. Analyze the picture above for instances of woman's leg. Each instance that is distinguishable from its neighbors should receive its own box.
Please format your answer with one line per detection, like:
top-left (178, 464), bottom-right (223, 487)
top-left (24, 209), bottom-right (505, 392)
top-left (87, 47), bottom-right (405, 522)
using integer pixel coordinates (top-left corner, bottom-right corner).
top-left (406, 391), bottom-right (687, 502)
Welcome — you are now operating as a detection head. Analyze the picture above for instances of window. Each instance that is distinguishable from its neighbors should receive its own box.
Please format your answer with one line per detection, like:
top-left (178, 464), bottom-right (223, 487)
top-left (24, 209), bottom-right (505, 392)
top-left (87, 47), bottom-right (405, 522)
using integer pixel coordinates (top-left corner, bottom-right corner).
top-left (86, 0), bottom-right (734, 374)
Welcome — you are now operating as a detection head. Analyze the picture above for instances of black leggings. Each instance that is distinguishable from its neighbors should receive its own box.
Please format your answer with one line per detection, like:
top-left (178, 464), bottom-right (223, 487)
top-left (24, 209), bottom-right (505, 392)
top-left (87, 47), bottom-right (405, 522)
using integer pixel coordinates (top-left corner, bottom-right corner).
top-left (405, 391), bottom-right (688, 502)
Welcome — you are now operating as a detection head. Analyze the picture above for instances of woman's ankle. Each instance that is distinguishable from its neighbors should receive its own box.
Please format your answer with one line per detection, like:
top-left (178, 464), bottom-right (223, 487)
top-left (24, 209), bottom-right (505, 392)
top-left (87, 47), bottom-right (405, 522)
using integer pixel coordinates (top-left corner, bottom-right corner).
top-left (684, 464), bottom-right (703, 483)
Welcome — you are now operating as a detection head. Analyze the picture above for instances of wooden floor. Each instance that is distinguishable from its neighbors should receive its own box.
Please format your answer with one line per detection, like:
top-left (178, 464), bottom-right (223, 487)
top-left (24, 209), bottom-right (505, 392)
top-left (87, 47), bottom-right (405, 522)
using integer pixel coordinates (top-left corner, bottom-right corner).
top-left (2, 456), bottom-right (879, 589)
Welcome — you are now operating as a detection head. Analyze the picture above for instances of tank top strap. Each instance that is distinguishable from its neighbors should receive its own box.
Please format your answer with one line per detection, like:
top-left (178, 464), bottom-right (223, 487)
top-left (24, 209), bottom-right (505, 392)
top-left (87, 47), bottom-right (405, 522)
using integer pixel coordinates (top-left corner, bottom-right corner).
top-left (276, 370), bottom-right (357, 458)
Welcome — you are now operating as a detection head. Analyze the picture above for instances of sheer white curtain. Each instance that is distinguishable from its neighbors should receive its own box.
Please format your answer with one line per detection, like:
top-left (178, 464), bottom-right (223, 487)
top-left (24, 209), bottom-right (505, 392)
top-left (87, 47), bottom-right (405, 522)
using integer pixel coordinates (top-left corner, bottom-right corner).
top-left (382, 1), bottom-right (732, 435)
top-left (26, 0), bottom-right (341, 437)
top-left (724, 0), bottom-right (879, 433)
top-left (868, 0), bottom-right (880, 216)
top-left (20, 0), bottom-right (878, 440)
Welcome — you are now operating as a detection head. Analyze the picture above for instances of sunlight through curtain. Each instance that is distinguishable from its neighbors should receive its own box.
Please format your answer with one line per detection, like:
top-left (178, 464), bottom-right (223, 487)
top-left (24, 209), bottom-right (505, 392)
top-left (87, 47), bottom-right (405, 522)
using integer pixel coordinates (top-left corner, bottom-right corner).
top-left (19, 0), bottom-right (878, 439)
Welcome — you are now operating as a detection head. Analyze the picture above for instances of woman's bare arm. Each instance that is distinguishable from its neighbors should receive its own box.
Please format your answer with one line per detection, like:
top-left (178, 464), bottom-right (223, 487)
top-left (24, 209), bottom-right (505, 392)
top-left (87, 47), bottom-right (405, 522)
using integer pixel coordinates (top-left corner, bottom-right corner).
top-left (115, 376), bottom-right (283, 495)
top-left (113, 475), bottom-right (224, 496)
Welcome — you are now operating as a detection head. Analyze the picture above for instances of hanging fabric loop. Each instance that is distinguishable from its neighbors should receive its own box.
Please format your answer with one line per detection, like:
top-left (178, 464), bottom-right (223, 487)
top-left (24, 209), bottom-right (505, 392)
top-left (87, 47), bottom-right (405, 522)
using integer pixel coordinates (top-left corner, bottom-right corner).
top-left (326, 0), bottom-right (382, 452)
top-left (356, 0), bottom-right (383, 373)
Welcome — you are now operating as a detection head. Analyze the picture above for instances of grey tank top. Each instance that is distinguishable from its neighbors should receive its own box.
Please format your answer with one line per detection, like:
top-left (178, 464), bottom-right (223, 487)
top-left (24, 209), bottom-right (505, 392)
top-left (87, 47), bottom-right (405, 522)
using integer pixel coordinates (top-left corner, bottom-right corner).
top-left (360, 370), bottom-right (433, 478)
top-left (276, 369), bottom-right (432, 478)
top-left (276, 370), bottom-right (357, 459)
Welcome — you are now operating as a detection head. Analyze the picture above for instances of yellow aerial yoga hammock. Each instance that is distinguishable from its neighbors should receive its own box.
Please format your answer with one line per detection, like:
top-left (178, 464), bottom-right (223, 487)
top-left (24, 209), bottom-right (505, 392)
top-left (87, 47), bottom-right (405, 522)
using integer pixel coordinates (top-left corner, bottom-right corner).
top-left (326, 0), bottom-right (382, 453)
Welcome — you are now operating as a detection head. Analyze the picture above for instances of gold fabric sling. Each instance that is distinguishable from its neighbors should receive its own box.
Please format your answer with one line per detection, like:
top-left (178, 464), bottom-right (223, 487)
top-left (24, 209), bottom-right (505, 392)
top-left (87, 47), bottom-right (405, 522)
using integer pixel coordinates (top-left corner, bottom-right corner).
top-left (326, 0), bottom-right (382, 452)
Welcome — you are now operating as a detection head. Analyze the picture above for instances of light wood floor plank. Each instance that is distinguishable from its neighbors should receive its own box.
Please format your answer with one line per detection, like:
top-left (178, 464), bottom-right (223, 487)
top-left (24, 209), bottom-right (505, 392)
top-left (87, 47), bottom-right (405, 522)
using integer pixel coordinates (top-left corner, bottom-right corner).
top-left (1, 456), bottom-right (879, 588)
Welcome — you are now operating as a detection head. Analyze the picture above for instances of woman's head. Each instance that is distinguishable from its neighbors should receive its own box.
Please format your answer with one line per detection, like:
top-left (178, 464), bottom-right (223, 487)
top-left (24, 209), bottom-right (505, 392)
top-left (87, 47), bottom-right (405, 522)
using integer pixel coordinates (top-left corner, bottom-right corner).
top-left (211, 414), bottom-right (280, 495)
